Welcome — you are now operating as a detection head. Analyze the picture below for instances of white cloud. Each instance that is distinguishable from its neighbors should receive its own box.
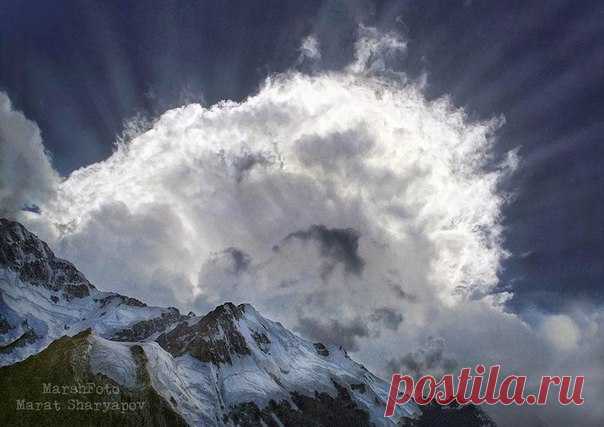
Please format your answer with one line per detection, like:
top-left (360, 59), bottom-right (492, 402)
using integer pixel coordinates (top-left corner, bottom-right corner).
top-left (348, 25), bottom-right (407, 74)
top-left (41, 67), bottom-right (509, 311)
top-left (0, 92), bottom-right (59, 217)
top-left (31, 36), bottom-right (528, 410)
top-left (540, 314), bottom-right (581, 351)
top-left (4, 26), bottom-right (602, 427)
top-left (22, 28), bottom-right (510, 339)
top-left (297, 35), bottom-right (322, 64)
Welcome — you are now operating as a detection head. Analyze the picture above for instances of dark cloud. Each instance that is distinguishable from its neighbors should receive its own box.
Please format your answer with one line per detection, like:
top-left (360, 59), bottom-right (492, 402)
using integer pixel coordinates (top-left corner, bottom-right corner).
top-left (370, 307), bottom-right (403, 330)
top-left (21, 205), bottom-right (41, 214)
top-left (295, 127), bottom-right (373, 171)
top-left (388, 281), bottom-right (418, 302)
top-left (296, 316), bottom-right (369, 351)
top-left (387, 336), bottom-right (457, 379)
top-left (195, 247), bottom-right (254, 309)
top-left (219, 149), bottom-right (275, 183)
top-left (223, 247), bottom-right (251, 274)
top-left (202, 247), bottom-right (252, 277)
top-left (280, 225), bottom-right (364, 278)
top-left (278, 278), bottom-right (299, 289)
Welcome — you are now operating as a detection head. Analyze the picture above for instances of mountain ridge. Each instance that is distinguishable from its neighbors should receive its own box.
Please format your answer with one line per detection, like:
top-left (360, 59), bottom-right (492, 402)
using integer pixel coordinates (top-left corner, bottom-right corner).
top-left (0, 218), bottom-right (495, 426)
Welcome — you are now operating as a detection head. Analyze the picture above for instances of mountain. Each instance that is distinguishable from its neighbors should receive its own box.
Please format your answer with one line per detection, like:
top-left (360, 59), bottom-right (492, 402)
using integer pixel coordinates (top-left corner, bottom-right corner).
top-left (0, 218), bottom-right (184, 367)
top-left (0, 218), bottom-right (495, 426)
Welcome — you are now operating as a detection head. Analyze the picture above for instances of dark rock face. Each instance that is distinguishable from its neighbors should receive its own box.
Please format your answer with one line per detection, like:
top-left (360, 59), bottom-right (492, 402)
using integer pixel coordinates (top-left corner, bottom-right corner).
top-left (97, 294), bottom-right (147, 309)
top-left (0, 328), bottom-right (37, 354)
top-left (313, 342), bottom-right (330, 357)
top-left (112, 308), bottom-right (184, 342)
top-left (226, 381), bottom-right (373, 427)
top-left (157, 302), bottom-right (251, 365)
top-left (0, 218), bottom-right (93, 298)
top-left (404, 402), bottom-right (497, 427)
top-left (251, 330), bottom-right (271, 353)
top-left (0, 316), bottom-right (11, 335)
top-left (350, 383), bottom-right (366, 393)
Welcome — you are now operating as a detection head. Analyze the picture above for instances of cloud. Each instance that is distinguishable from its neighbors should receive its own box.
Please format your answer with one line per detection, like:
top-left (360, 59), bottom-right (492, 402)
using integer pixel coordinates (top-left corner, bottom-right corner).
top-left (370, 307), bottom-right (404, 331)
top-left (32, 30), bottom-right (511, 313)
top-left (0, 92), bottom-right (59, 218)
top-left (20, 26), bottom-right (514, 353)
top-left (296, 316), bottom-right (369, 351)
top-left (387, 336), bottom-right (457, 379)
top-left (279, 225), bottom-right (365, 278)
top-left (387, 279), bottom-right (418, 302)
top-left (539, 314), bottom-right (581, 351)
top-left (222, 247), bottom-right (252, 274)
top-left (294, 126), bottom-right (374, 172)
top-left (226, 150), bottom-right (274, 184)
top-left (53, 201), bottom-right (195, 307)
top-left (7, 26), bottom-right (602, 426)
top-left (196, 247), bottom-right (252, 295)
top-left (297, 35), bottom-right (322, 64)
top-left (348, 25), bottom-right (407, 74)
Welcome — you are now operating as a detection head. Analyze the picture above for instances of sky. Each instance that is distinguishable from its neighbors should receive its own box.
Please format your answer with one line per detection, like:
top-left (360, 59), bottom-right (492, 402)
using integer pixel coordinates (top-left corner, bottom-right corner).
top-left (1, 1), bottom-right (603, 426)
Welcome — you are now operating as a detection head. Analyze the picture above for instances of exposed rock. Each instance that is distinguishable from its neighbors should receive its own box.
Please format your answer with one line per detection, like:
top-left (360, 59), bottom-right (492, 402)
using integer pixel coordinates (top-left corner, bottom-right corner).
top-left (97, 294), bottom-right (147, 309)
top-left (0, 328), bottom-right (37, 354)
top-left (350, 383), bottom-right (366, 393)
top-left (112, 309), bottom-right (183, 342)
top-left (0, 316), bottom-right (11, 334)
top-left (313, 342), bottom-right (330, 357)
top-left (226, 381), bottom-right (372, 427)
top-left (251, 330), bottom-right (271, 353)
top-left (157, 302), bottom-right (251, 364)
top-left (403, 402), bottom-right (497, 427)
top-left (0, 218), bottom-right (93, 298)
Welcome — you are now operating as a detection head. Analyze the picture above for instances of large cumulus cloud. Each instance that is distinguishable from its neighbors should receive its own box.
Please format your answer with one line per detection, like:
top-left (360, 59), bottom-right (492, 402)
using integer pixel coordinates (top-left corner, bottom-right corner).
top-left (41, 41), bottom-right (510, 307)
top-left (4, 28), bottom-right (602, 427)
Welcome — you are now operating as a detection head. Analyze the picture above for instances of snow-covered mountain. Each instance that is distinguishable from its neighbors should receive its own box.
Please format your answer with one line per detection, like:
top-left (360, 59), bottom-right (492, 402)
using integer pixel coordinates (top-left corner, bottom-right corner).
top-left (0, 218), bottom-right (495, 426)
top-left (0, 218), bottom-right (184, 366)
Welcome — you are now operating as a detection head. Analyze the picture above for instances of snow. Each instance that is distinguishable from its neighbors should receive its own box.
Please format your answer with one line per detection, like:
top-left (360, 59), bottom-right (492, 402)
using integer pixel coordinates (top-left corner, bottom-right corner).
top-left (136, 303), bottom-right (419, 426)
top-left (88, 335), bottom-right (138, 389)
top-left (1, 266), bottom-right (417, 425)
top-left (41, 302), bottom-right (418, 427)
top-left (0, 219), bottom-right (421, 425)
top-left (0, 267), bottom-right (178, 367)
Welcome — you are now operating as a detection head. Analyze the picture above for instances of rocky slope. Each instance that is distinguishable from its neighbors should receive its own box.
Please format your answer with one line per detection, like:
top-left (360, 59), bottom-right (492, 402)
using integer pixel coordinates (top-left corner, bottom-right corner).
top-left (0, 218), bottom-right (495, 426)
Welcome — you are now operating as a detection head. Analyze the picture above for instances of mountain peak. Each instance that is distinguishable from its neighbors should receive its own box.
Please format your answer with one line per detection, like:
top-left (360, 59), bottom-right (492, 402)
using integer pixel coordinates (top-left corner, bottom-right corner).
top-left (213, 301), bottom-right (246, 317)
top-left (156, 301), bottom-right (252, 365)
top-left (0, 217), bottom-right (94, 299)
